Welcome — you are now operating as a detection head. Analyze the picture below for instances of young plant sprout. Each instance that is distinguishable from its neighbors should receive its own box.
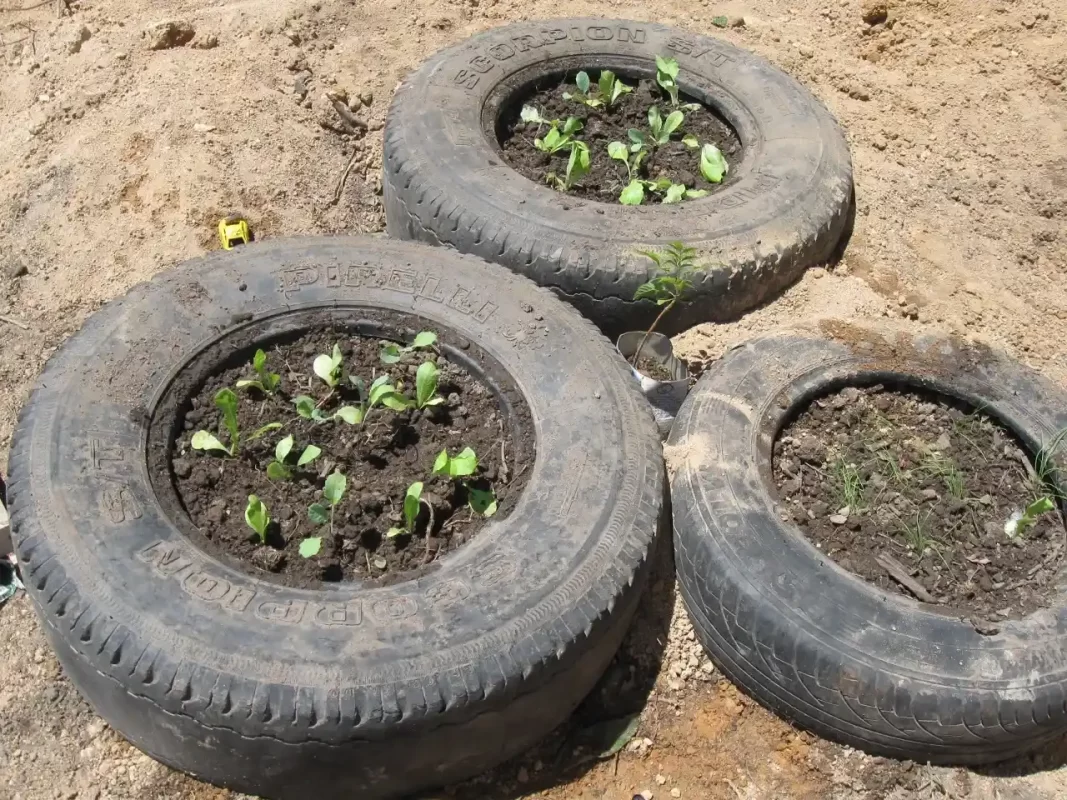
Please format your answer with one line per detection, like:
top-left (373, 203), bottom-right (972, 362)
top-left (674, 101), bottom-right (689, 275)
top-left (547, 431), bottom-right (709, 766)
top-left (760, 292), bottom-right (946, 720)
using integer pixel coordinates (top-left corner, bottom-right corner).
top-left (236, 349), bottom-right (280, 394)
top-left (334, 374), bottom-right (412, 425)
top-left (298, 536), bottom-right (322, 558)
top-left (654, 55), bottom-right (700, 110)
top-left (1005, 497), bottom-right (1056, 539)
top-left (630, 243), bottom-right (698, 368)
top-left (313, 344), bottom-right (344, 389)
top-left (266, 435), bottom-right (321, 480)
top-left (293, 394), bottom-right (329, 423)
top-left (434, 447), bottom-right (498, 517)
top-left (563, 70), bottom-right (633, 109)
top-left (700, 143), bottom-right (729, 184)
top-left (415, 361), bottom-right (446, 409)
top-left (386, 481), bottom-right (425, 538)
top-left (191, 388), bottom-right (281, 457)
top-left (545, 141), bottom-right (591, 192)
top-left (309, 471), bottom-right (347, 534)
top-left (380, 330), bottom-right (437, 365)
top-left (531, 115), bottom-right (584, 154)
top-left (245, 495), bottom-right (270, 543)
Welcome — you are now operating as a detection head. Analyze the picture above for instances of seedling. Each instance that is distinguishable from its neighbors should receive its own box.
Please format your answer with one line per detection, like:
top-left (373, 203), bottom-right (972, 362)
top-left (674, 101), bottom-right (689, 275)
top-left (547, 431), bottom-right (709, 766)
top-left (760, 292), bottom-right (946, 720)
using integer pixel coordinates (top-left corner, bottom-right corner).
top-left (380, 331), bottom-right (437, 365)
top-left (415, 361), bottom-right (447, 409)
top-left (900, 510), bottom-right (939, 557)
top-left (545, 140), bottom-right (591, 192)
top-left (245, 495), bottom-right (270, 544)
top-left (334, 374), bottom-right (413, 426)
top-left (532, 116), bottom-right (584, 154)
top-left (433, 447), bottom-right (497, 517)
top-left (191, 388), bottom-right (281, 457)
top-left (1005, 497), bottom-right (1056, 538)
top-left (293, 394), bottom-right (329, 423)
top-left (629, 242), bottom-right (699, 368)
top-left (267, 435), bottom-right (321, 480)
top-left (662, 183), bottom-right (708, 204)
top-left (386, 481), bottom-right (425, 538)
top-left (917, 453), bottom-right (966, 501)
top-left (309, 471), bottom-right (347, 534)
top-left (700, 143), bottom-right (729, 184)
top-left (654, 55), bottom-right (700, 110)
top-left (236, 349), bottom-right (280, 394)
top-left (313, 344), bottom-right (344, 389)
top-left (299, 537), bottom-right (321, 558)
top-left (1032, 427), bottom-right (1067, 503)
top-left (831, 459), bottom-right (865, 510)
top-left (563, 70), bottom-right (633, 109)
top-left (608, 142), bottom-right (706, 206)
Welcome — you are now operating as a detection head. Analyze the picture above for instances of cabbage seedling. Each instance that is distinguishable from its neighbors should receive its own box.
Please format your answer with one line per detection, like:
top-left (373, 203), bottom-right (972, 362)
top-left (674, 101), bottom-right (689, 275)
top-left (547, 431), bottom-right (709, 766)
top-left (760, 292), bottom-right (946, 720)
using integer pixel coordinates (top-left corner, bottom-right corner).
top-left (545, 141), bottom-right (591, 192)
top-left (380, 330), bottom-right (437, 365)
top-left (563, 70), bottom-right (633, 109)
top-left (293, 394), bottom-right (329, 423)
top-left (334, 374), bottom-right (413, 426)
top-left (654, 55), bottom-right (700, 111)
top-left (646, 106), bottom-right (685, 147)
top-left (630, 242), bottom-right (699, 367)
top-left (313, 343), bottom-right (344, 389)
top-left (533, 116), bottom-right (584, 154)
top-left (309, 471), bottom-right (347, 534)
top-left (191, 388), bottom-right (281, 456)
top-left (415, 362), bottom-right (447, 409)
top-left (433, 447), bottom-right (498, 517)
top-left (266, 434), bottom-right (322, 480)
top-left (700, 143), bottom-right (729, 184)
top-left (236, 349), bottom-right (281, 394)
top-left (386, 481), bottom-right (425, 538)
top-left (245, 495), bottom-right (270, 543)
top-left (662, 183), bottom-right (709, 203)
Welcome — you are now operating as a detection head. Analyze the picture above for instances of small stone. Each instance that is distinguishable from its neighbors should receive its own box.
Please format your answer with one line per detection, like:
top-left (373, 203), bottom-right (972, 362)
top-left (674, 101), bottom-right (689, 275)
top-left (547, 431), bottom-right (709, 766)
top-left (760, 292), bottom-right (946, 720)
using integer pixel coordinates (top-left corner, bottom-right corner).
top-left (872, 135), bottom-right (887, 151)
top-left (64, 25), bottom-right (92, 55)
top-left (671, 790), bottom-right (681, 799)
top-left (862, 1), bottom-right (889, 25)
top-left (34, 648), bottom-right (45, 663)
top-left (934, 432), bottom-right (951, 450)
top-left (920, 488), bottom-right (939, 501)
top-left (655, 774), bottom-right (668, 786)
top-left (729, 16), bottom-right (746, 28)
top-left (829, 514), bottom-right (848, 525)
top-left (637, 792), bottom-right (654, 800)
top-left (204, 502), bottom-right (226, 525)
top-left (193, 123), bottom-right (217, 133)
top-left (799, 45), bottom-right (814, 58)
top-left (251, 548), bottom-right (286, 572)
top-left (145, 20), bottom-right (196, 51)
top-left (359, 91), bottom-right (373, 106)
top-left (192, 34), bottom-right (219, 50)
top-left (979, 494), bottom-right (993, 506)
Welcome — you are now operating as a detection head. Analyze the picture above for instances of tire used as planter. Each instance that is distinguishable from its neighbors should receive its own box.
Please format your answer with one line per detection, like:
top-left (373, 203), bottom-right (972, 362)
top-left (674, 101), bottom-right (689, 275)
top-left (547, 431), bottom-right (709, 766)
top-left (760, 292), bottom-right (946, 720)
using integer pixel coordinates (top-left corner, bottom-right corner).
top-left (669, 327), bottom-right (1067, 764)
top-left (383, 18), bottom-right (853, 338)
top-left (7, 237), bottom-right (664, 798)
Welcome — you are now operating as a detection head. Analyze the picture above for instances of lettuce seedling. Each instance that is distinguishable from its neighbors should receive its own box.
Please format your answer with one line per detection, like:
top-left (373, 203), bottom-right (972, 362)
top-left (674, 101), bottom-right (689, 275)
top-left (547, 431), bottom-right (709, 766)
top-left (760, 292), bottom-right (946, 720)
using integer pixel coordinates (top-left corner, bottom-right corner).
top-left (545, 141), bottom-right (591, 192)
top-left (386, 481), bottom-right (424, 538)
top-left (646, 106), bottom-right (685, 146)
top-left (380, 330), bottom-right (437, 365)
top-left (434, 447), bottom-right (498, 517)
top-left (191, 388), bottom-right (281, 456)
top-left (313, 343), bottom-right (343, 389)
top-left (415, 361), bottom-right (447, 409)
top-left (335, 374), bottom-right (413, 425)
top-left (533, 116), bottom-right (584, 154)
top-left (267, 434), bottom-right (321, 480)
top-left (654, 55), bottom-right (700, 110)
top-left (236, 349), bottom-right (281, 394)
top-left (245, 495), bottom-right (270, 543)
top-left (563, 70), bottom-right (633, 109)
top-left (662, 183), bottom-right (709, 203)
top-left (309, 471), bottom-right (347, 533)
top-left (699, 143), bottom-right (729, 183)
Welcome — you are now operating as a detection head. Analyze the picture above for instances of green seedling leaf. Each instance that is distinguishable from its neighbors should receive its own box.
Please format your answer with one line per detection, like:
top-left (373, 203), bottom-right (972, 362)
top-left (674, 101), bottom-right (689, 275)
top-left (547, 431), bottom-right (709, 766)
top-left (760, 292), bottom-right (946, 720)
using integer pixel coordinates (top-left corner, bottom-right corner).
top-left (687, 188), bottom-right (709, 198)
top-left (682, 133), bottom-right (700, 149)
top-left (266, 461), bottom-right (291, 481)
top-left (308, 503), bottom-right (329, 525)
top-left (313, 343), bottom-right (343, 388)
top-left (655, 54), bottom-right (681, 106)
top-left (433, 449), bottom-right (450, 475)
top-left (562, 117), bottom-right (583, 136)
top-left (294, 395), bottom-right (317, 420)
top-left (334, 405), bottom-right (364, 425)
top-left (324, 471), bottom-right (347, 506)
top-left (403, 481), bottom-right (423, 530)
top-left (449, 447), bottom-right (478, 477)
top-left (656, 54), bottom-right (679, 79)
top-left (235, 379), bottom-right (264, 391)
top-left (380, 392), bottom-right (414, 411)
top-left (663, 184), bottom-right (686, 204)
top-left (297, 445), bottom-right (321, 467)
top-left (700, 143), bottom-right (729, 183)
top-left (628, 128), bottom-right (645, 148)
top-left (215, 388), bottom-right (239, 445)
top-left (620, 180), bottom-right (645, 205)
top-left (247, 422), bottom-right (282, 443)
top-left (648, 105), bottom-right (662, 135)
top-left (416, 361), bottom-right (443, 408)
top-left (566, 141), bottom-right (591, 187)
top-left (191, 430), bottom-right (230, 455)
top-left (299, 537), bottom-right (322, 558)
top-left (663, 110), bottom-right (684, 137)
top-left (575, 71), bottom-right (590, 94)
top-left (245, 495), bottom-right (270, 542)
top-left (379, 343), bottom-right (402, 364)
top-left (608, 141), bottom-right (629, 161)
top-left (711, 15), bottom-right (729, 28)
top-left (468, 487), bottom-right (498, 517)
top-left (275, 435), bottom-right (294, 463)
top-left (411, 331), bottom-right (437, 349)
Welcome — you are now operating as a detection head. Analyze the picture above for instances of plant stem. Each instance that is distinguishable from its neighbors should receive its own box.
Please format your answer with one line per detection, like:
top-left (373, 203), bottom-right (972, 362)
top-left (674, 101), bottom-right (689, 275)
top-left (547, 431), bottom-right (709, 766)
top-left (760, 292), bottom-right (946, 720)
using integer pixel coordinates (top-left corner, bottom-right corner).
top-left (631, 299), bottom-right (675, 371)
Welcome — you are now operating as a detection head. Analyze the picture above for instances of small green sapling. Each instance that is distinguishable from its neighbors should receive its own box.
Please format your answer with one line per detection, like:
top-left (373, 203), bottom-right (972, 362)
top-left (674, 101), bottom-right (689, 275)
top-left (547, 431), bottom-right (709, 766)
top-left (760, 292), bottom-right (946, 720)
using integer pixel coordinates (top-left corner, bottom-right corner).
top-left (309, 470), bottom-right (347, 533)
top-left (699, 143), bottom-right (729, 184)
top-left (386, 481), bottom-right (425, 538)
top-left (334, 374), bottom-right (413, 425)
top-left (191, 388), bottom-right (281, 456)
top-left (380, 331), bottom-right (437, 365)
top-left (267, 434), bottom-right (321, 480)
top-left (630, 242), bottom-right (698, 369)
top-left (313, 343), bottom-right (344, 389)
top-left (236, 349), bottom-right (281, 394)
top-left (654, 55), bottom-right (700, 110)
top-left (415, 361), bottom-right (446, 409)
top-left (563, 70), bottom-right (633, 109)
top-left (1005, 497), bottom-right (1056, 538)
top-left (245, 495), bottom-right (270, 543)
top-left (545, 140), bottom-right (591, 192)
top-left (434, 447), bottom-right (497, 517)
top-left (531, 115), bottom-right (584, 154)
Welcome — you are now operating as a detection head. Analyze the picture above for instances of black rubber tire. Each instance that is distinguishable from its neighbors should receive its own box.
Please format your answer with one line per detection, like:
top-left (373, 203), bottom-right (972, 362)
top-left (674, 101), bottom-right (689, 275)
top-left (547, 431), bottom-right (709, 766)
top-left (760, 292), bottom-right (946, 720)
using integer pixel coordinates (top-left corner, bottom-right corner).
top-left (669, 327), bottom-right (1067, 764)
top-left (382, 18), bottom-right (853, 338)
top-left (7, 237), bottom-right (664, 798)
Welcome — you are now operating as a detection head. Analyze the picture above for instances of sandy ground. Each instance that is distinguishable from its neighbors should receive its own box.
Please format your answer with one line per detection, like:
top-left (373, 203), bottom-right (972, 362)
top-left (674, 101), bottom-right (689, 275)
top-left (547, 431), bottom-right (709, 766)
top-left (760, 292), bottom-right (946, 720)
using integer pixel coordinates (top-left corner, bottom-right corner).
top-left (1, 0), bottom-right (1066, 798)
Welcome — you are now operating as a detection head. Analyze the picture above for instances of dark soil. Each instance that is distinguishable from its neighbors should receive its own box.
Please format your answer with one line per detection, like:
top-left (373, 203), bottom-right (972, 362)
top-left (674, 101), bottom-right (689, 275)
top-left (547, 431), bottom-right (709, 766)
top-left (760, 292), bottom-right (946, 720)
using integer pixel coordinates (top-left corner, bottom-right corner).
top-left (168, 329), bottom-right (533, 587)
top-left (633, 353), bottom-right (673, 382)
top-left (499, 73), bottom-right (742, 204)
top-left (772, 386), bottom-right (1066, 621)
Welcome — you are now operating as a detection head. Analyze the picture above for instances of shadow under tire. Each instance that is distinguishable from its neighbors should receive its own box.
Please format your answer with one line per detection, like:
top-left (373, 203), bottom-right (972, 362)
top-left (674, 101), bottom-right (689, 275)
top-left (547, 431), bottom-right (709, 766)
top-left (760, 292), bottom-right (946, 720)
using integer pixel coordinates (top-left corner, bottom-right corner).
top-left (7, 237), bottom-right (664, 798)
top-left (669, 328), bottom-right (1067, 764)
top-left (382, 18), bottom-right (853, 338)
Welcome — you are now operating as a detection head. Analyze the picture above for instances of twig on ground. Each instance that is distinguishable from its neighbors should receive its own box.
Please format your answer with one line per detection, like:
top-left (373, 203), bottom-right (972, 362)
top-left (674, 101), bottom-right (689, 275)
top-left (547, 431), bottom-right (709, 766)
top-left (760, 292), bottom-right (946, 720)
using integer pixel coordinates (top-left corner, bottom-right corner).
top-left (329, 97), bottom-right (367, 133)
top-left (0, 314), bottom-right (30, 330)
top-left (876, 552), bottom-right (939, 603)
top-left (332, 148), bottom-right (360, 206)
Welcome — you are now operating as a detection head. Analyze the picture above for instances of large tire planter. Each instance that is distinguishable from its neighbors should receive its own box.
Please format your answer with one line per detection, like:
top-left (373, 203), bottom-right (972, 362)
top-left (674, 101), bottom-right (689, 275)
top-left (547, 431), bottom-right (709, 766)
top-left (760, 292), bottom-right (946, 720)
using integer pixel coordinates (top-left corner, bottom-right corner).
top-left (7, 237), bottom-right (664, 798)
top-left (383, 18), bottom-right (853, 337)
top-left (669, 328), bottom-right (1067, 764)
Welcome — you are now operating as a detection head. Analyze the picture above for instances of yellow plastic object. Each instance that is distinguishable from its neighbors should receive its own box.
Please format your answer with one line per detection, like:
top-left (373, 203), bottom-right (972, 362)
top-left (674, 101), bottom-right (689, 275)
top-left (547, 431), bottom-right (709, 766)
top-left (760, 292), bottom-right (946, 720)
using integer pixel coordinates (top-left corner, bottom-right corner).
top-left (218, 217), bottom-right (251, 250)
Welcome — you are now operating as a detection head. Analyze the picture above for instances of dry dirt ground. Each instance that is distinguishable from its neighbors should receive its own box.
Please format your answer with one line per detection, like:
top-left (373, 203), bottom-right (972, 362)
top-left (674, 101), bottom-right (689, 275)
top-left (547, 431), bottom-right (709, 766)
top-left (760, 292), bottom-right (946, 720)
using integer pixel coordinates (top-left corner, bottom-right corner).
top-left (1, 0), bottom-right (1066, 798)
